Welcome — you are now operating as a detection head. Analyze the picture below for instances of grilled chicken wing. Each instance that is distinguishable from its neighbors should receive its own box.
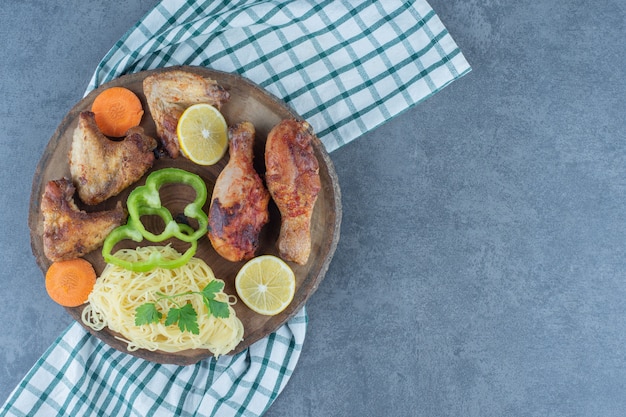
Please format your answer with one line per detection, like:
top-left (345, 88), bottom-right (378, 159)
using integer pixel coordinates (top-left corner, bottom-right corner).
top-left (265, 120), bottom-right (321, 265)
top-left (42, 178), bottom-right (126, 262)
top-left (143, 70), bottom-right (230, 158)
top-left (208, 122), bottom-right (270, 262)
top-left (69, 111), bottom-right (157, 205)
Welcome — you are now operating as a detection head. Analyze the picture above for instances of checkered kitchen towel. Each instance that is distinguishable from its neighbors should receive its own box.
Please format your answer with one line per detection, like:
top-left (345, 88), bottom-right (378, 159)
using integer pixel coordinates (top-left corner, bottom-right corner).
top-left (1, 0), bottom-right (469, 416)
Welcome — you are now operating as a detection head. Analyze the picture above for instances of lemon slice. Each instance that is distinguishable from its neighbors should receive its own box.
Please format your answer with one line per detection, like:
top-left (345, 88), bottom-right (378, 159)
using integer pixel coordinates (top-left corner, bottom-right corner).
top-left (235, 255), bottom-right (296, 316)
top-left (176, 103), bottom-right (228, 165)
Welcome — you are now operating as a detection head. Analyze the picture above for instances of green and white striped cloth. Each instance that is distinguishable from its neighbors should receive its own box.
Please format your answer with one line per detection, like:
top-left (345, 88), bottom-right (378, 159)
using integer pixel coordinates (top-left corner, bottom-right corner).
top-left (1, 0), bottom-right (469, 416)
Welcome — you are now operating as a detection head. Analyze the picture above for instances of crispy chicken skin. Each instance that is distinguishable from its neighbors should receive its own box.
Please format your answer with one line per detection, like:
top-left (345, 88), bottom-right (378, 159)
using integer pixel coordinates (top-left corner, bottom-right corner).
top-left (69, 111), bottom-right (157, 205)
top-left (143, 70), bottom-right (230, 158)
top-left (42, 178), bottom-right (126, 262)
top-left (265, 120), bottom-right (321, 265)
top-left (208, 122), bottom-right (270, 262)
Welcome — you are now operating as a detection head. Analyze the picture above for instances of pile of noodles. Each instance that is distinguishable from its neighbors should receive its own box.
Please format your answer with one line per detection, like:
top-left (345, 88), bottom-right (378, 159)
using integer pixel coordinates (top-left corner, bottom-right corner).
top-left (82, 245), bottom-right (243, 357)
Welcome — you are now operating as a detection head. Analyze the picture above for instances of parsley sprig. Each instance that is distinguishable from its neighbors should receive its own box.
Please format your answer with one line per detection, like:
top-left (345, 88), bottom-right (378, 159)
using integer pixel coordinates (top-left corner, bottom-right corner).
top-left (135, 280), bottom-right (230, 335)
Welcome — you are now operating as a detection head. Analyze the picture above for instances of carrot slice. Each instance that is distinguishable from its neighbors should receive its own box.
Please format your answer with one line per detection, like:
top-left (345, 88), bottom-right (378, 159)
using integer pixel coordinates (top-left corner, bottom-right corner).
top-left (91, 86), bottom-right (144, 137)
top-left (45, 258), bottom-right (97, 307)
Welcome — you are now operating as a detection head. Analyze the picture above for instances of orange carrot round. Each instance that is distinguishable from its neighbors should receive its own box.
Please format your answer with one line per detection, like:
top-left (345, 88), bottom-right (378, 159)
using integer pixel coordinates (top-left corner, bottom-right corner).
top-left (91, 86), bottom-right (144, 137)
top-left (45, 258), bottom-right (97, 307)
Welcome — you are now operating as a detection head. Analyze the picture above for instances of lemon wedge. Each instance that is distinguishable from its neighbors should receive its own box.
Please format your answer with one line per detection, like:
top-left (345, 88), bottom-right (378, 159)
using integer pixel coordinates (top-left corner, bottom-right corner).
top-left (235, 255), bottom-right (296, 316)
top-left (177, 103), bottom-right (228, 165)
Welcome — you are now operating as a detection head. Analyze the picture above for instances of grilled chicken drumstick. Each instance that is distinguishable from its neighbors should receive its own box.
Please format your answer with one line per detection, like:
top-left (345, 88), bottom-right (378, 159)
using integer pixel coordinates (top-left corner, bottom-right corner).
top-left (208, 121), bottom-right (270, 262)
top-left (69, 111), bottom-right (157, 205)
top-left (265, 119), bottom-right (321, 265)
top-left (143, 70), bottom-right (230, 158)
top-left (42, 178), bottom-right (126, 262)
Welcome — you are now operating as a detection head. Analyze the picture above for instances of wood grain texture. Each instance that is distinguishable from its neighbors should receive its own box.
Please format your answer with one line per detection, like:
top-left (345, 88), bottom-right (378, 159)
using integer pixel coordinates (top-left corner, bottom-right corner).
top-left (28, 66), bottom-right (341, 365)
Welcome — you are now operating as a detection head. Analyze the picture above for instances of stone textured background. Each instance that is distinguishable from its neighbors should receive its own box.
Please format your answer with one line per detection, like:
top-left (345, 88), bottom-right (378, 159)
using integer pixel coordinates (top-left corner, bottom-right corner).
top-left (1, 1), bottom-right (625, 415)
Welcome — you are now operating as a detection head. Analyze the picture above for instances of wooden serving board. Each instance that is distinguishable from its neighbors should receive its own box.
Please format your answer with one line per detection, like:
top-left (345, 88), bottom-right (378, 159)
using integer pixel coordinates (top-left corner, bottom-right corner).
top-left (28, 66), bottom-right (341, 365)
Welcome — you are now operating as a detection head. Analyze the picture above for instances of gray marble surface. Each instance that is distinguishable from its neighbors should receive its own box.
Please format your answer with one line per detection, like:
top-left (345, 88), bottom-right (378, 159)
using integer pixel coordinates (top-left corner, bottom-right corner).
top-left (1, 1), bottom-right (625, 416)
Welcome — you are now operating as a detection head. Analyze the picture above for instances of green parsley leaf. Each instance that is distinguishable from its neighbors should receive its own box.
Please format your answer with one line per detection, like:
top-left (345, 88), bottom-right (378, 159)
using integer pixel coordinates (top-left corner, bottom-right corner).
top-left (201, 281), bottom-right (229, 319)
top-left (202, 280), bottom-right (224, 299)
top-left (205, 297), bottom-right (230, 319)
top-left (135, 303), bottom-right (162, 326)
top-left (139, 280), bottom-right (229, 334)
top-left (177, 304), bottom-right (199, 335)
top-left (165, 304), bottom-right (199, 335)
top-left (164, 307), bottom-right (180, 327)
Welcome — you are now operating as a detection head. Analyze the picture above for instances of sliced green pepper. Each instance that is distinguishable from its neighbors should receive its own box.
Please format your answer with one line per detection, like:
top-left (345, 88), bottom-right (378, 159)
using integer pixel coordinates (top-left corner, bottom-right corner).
top-left (126, 167), bottom-right (208, 243)
top-left (102, 168), bottom-right (208, 272)
top-left (102, 223), bottom-right (198, 272)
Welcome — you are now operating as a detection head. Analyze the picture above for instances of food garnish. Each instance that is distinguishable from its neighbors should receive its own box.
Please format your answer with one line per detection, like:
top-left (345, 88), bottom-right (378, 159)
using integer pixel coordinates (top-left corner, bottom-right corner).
top-left (102, 168), bottom-right (208, 272)
top-left (208, 121), bottom-right (270, 261)
top-left (45, 258), bottom-right (97, 307)
top-left (176, 103), bottom-right (229, 165)
top-left (135, 279), bottom-right (231, 334)
top-left (235, 255), bottom-right (296, 316)
top-left (91, 87), bottom-right (144, 137)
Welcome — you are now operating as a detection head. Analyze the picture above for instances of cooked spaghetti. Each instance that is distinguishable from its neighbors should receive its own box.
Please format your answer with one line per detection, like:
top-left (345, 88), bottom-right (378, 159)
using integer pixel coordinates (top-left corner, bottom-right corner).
top-left (81, 245), bottom-right (244, 356)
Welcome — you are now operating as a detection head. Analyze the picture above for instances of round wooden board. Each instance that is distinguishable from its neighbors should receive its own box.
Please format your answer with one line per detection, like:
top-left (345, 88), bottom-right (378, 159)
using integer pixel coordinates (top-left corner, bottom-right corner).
top-left (28, 66), bottom-right (342, 365)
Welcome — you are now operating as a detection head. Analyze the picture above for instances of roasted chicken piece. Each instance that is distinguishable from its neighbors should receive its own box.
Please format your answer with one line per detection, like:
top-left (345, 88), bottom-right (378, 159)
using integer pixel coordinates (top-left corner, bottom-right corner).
top-left (42, 178), bottom-right (126, 262)
top-left (208, 122), bottom-right (270, 262)
top-left (265, 120), bottom-right (321, 265)
top-left (69, 111), bottom-right (157, 205)
top-left (143, 70), bottom-right (230, 158)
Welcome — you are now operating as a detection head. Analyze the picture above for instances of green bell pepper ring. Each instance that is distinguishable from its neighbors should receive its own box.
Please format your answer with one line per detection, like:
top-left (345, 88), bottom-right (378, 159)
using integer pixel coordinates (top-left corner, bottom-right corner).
top-left (102, 223), bottom-right (198, 272)
top-left (126, 167), bottom-right (208, 243)
top-left (101, 167), bottom-right (209, 272)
